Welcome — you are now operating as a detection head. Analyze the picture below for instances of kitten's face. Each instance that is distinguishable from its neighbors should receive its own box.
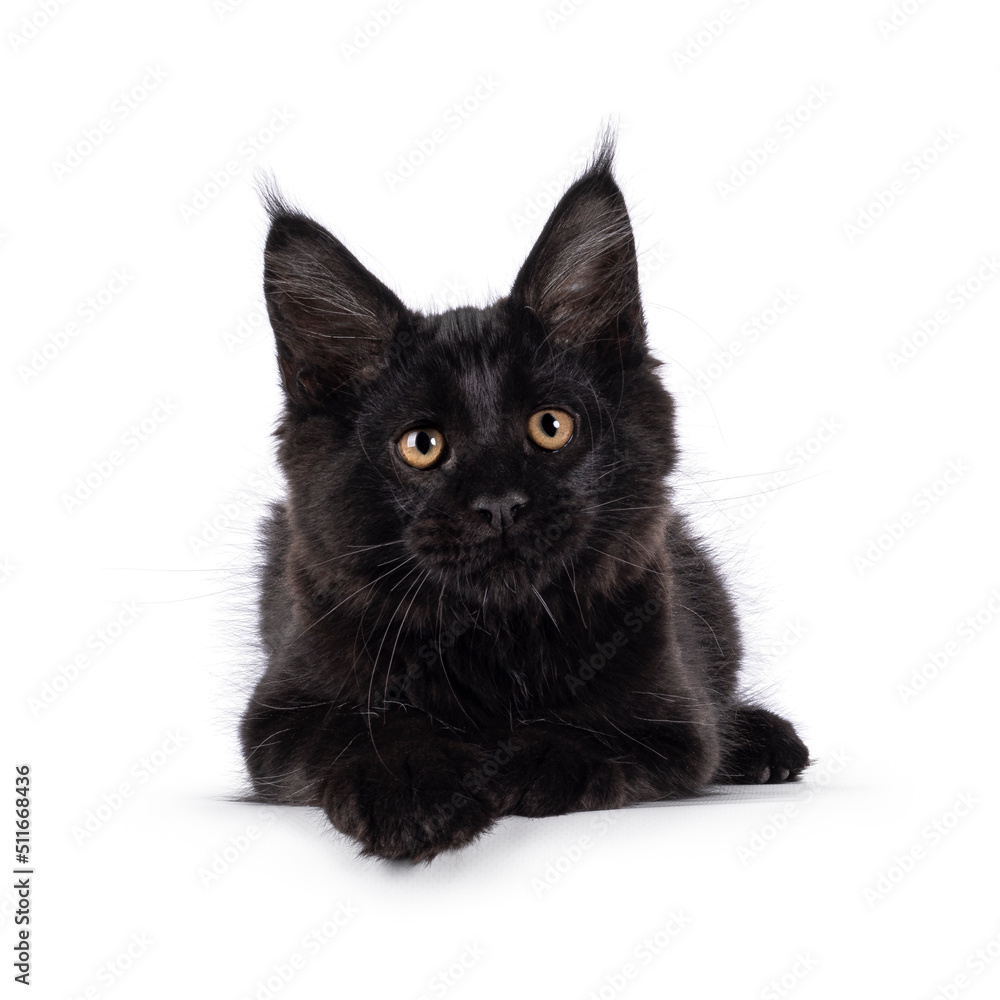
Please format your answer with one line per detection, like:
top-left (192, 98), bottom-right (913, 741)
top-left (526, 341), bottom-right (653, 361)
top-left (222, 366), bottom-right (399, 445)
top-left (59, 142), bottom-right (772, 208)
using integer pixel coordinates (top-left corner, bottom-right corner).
top-left (350, 304), bottom-right (671, 609)
top-left (263, 148), bottom-right (675, 616)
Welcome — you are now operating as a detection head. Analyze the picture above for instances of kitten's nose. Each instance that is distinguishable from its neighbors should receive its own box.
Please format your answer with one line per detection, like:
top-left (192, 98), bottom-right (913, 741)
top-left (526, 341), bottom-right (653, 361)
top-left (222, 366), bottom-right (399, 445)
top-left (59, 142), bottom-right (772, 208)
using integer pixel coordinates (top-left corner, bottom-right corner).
top-left (472, 490), bottom-right (529, 531)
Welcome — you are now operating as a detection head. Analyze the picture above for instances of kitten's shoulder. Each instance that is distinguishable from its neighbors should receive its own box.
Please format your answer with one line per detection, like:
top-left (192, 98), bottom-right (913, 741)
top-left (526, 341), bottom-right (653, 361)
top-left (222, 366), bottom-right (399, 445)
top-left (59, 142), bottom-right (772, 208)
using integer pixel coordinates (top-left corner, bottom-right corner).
top-left (663, 509), bottom-right (743, 695)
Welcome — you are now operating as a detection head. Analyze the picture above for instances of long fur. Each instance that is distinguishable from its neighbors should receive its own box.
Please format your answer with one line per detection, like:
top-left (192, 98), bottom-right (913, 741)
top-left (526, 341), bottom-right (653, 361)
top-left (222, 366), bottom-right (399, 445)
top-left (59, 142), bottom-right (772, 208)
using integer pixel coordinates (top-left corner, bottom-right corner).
top-left (239, 139), bottom-right (809, 861)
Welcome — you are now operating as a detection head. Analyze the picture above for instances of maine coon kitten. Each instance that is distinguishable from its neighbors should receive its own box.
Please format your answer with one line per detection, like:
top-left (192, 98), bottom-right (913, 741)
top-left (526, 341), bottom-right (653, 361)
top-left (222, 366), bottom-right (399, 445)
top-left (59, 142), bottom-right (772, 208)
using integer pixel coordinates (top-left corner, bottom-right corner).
top-left (240, 140), bottom-right (809, 861)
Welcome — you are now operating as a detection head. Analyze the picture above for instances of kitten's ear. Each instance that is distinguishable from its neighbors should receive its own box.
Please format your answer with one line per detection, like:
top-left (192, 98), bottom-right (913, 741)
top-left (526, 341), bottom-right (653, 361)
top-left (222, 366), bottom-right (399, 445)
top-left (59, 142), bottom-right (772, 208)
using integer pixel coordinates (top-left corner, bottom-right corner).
top-left (262, 195), bottom-right (406, 405)
top-left (510, 144), bottom-right (645, 357)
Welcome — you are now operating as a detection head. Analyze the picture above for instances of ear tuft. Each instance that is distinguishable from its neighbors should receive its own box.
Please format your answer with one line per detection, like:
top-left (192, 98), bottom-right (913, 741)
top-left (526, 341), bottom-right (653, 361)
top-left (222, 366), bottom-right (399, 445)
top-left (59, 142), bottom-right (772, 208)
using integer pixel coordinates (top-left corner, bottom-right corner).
top-left (261, 189), bottom-right (406, 406)
top-left (510, 133), bottom-right (645, 358)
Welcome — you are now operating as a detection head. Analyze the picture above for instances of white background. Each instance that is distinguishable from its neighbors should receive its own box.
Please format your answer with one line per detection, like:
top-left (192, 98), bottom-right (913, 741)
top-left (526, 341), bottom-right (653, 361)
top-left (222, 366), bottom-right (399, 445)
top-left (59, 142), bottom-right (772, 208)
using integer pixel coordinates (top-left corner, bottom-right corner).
top-left (5, 0), bottom-right (1000, 997)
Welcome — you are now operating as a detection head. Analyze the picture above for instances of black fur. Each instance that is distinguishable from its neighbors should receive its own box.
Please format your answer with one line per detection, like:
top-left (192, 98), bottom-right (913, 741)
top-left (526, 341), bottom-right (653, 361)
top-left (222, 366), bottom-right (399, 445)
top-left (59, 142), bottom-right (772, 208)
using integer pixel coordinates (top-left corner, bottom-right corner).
top-left (240, 139), bottom-right (809, 861)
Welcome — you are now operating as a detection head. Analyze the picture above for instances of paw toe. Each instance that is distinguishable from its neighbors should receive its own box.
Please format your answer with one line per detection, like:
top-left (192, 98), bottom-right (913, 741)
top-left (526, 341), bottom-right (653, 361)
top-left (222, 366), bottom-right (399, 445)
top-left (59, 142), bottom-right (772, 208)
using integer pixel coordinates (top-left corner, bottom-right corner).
top-left (721, 706), bottom-right (810, 785)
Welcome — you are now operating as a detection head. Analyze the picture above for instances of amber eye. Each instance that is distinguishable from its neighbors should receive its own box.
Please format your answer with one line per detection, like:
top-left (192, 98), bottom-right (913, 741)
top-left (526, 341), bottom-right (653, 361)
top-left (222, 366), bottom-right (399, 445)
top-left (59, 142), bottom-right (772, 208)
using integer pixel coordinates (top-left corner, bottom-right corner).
top-left (397, 427), bottom-right (445, 469)
top-left (527, 408), bottom-right (574, 451)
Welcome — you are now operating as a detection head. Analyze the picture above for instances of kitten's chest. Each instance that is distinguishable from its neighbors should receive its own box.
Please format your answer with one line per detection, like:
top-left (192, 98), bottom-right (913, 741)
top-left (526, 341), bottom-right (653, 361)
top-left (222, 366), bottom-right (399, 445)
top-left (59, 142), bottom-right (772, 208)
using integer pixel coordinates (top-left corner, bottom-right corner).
top-left (389, 591), bottom-right (669, 727)
top-left (400, 616), bottom-right (564, 721)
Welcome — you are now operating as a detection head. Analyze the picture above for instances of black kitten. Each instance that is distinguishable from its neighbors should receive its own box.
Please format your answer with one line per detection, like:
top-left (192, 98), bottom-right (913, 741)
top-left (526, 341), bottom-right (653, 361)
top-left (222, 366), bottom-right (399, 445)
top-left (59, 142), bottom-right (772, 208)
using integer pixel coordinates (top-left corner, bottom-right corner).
top-left (239, 139), bottom-right (809, 861)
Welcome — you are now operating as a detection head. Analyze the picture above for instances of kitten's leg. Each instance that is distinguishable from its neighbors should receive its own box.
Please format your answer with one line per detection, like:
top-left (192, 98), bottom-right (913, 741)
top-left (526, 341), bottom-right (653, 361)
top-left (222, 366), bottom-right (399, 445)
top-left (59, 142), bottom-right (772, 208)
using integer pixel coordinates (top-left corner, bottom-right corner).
top-left (490, 709), bottom-right (722, 818)
top-left (486, 722), bottom-right (630, 817)
top-left (716, 705), bottom-right (810, 784)
top-left (241, 693), bottom-right (497, 861)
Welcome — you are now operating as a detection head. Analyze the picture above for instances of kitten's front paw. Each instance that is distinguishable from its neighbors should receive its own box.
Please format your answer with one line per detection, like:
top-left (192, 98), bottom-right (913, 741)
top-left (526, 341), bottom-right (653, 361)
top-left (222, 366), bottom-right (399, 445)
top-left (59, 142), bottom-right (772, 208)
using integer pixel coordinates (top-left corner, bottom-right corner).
top-left (323, 740), bottom-right (495, 862)
top-left (494, 725), bottom-right (628, 817)
top-left (720, 706), bottom-right (810, 784)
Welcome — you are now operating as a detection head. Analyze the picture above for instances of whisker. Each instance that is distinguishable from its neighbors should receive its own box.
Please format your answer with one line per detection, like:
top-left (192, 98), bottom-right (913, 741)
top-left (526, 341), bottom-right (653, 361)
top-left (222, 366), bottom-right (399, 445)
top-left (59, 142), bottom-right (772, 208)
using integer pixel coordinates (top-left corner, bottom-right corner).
top-left (366, 567), bottom-right (428, 773)
top-left (299, 539), bottom-right (406, 571)
top-left (531, 585), bottom-right (561, 633)
top-left (289, 555), bottom-right (418, 642)
top-left (383, 570), bottom-right (430, 706)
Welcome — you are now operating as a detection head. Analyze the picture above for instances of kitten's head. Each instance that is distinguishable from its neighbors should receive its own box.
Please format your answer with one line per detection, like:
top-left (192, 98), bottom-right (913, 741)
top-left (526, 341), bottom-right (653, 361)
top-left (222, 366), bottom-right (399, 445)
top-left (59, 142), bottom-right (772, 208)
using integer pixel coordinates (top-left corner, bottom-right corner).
top-left (262, 141), bottom-right (676, 620)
